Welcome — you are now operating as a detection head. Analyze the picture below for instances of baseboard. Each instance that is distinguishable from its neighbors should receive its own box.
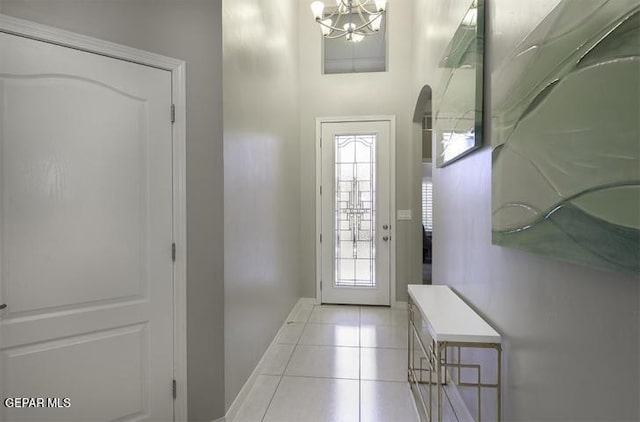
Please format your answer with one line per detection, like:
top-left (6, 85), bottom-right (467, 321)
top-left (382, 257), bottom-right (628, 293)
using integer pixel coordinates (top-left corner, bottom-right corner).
top-left (296, 297), bottom-right (316, 306)
top-left (393, 300), bottom-right (408, 309)
top-left (223, 298), bottom-right (311, 422)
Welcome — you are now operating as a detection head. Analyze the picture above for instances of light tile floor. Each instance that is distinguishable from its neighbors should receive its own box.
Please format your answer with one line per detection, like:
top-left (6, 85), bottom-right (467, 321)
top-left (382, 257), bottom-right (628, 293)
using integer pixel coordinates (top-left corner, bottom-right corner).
top-left (232, 304), bottom-right (419, 422)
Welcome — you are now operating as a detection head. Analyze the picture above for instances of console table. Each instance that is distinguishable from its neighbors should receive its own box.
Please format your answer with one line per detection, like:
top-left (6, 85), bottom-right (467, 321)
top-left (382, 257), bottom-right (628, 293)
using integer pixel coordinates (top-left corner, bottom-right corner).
top-left (407, 285), bottom-right (502, 422)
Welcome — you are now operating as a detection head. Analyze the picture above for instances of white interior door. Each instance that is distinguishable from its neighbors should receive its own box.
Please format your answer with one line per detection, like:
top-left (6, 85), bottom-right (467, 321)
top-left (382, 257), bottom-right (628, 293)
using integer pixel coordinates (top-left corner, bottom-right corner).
top-left (320, 120), bottom-right (392, 306)
top-left (0, 32), bottom-right (174, 421)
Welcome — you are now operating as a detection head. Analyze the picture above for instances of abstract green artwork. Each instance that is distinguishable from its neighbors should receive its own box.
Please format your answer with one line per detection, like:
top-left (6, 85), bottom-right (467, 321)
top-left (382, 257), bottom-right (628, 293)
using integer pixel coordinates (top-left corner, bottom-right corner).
top-left (492, 0), bottom-right (640, 275)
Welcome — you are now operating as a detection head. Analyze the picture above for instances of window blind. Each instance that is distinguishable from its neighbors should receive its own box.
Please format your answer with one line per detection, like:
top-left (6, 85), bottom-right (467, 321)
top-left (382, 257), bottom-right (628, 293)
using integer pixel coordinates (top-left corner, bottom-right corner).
top-left (422, 181), bottom-right (433, 231)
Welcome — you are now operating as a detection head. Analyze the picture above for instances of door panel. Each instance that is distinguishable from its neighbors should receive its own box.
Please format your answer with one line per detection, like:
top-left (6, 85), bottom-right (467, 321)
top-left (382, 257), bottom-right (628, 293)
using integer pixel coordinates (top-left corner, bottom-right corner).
top-left (2, 76), bottom-right (148, 314)
top-left (4, 325), bottom-right (147, 421)
top-left (320, 121), bottom-right (391, 306)
top-left (0, 32), bottom-right (174, 421)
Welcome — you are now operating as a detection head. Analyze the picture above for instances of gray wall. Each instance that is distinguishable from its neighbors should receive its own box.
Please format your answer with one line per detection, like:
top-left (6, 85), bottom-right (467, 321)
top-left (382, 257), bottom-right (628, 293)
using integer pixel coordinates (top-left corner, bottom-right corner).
top-left (298, 0), bottom-right (418, 302)
top-left (222, 0), bottom-right (301, 411)
top-left (0, 1), bottom-right (225, 420)
top-left (413, 0), bottom-right (640, 420)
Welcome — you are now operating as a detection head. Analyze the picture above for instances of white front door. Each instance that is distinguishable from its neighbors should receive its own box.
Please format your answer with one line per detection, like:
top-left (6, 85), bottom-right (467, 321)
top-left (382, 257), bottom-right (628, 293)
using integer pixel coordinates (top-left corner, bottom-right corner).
top-left (320, 120), bottom-right (392, 306)
top-left (0, 32), bottom-right (174, 421)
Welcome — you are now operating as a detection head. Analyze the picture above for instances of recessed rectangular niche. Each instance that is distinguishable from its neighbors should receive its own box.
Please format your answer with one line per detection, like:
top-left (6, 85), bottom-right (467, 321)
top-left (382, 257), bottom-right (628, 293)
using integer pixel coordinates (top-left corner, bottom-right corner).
top-left (323, 12), bottom-right (387, 74)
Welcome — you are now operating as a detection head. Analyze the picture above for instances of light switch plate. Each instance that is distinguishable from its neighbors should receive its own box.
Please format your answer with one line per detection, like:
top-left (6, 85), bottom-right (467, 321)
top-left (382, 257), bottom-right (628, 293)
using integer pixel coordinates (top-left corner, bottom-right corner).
top-left (397, 209), bottom-right (412, 220)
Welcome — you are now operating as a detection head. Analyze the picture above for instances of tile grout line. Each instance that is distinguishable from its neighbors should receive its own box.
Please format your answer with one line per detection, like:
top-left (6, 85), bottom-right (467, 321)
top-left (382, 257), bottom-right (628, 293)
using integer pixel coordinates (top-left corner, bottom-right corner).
top-left (279, 373), bottom-right (412, 384)
top-left (298, 343), bottom-right (361, 348)
top-left (259, 303), bottom-right (312, 422)
top-left (254, 305), bottom-right (419, 422)
top-left (257, 305), bottom-right (413, 421)
top-left (280, 374), bottom-right (359, 381)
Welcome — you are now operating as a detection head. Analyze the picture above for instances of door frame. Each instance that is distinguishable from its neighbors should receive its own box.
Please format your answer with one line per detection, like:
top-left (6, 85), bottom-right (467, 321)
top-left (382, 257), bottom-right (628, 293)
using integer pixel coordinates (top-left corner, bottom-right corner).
top-left (0, 15), bottom-right (188, 420)
top-left (315, 116), bottom-right (396, 306)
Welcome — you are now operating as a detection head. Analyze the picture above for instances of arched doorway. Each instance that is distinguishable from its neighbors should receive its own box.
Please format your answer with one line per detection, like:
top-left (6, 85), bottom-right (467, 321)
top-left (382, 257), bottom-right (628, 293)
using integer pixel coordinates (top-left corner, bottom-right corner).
top-left (413, 85), bottom-right (433, 284)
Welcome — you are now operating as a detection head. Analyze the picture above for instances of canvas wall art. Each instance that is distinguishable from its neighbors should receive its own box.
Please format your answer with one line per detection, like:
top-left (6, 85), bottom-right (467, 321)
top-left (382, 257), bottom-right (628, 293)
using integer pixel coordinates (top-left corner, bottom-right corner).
top-left (492, 0), bottom-right (640, 275)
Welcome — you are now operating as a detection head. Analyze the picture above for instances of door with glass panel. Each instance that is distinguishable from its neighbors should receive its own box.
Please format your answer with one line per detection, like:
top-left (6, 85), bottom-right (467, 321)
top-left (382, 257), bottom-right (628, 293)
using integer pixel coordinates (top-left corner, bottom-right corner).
top-left (320, 120), bottom-right (391, 305)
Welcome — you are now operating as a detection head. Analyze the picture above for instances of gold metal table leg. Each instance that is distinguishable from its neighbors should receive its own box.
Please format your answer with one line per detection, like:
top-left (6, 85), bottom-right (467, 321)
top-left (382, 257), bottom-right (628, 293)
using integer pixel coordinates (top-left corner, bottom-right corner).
top-left (408, 297), bottom-right (502, 422)
top-left (497, 345), bottom-right (502, 422)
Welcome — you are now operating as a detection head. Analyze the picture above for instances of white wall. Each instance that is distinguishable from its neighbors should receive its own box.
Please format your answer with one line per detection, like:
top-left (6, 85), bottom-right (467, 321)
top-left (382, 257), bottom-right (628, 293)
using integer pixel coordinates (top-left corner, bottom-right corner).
top-left (222, 0), bottom-right (301, 411)
top-left (298, 0), bottom-right (419, 301)
top-left (412, 0), bottom-right (640, 420)
top-left (0, 1), bottom-right (225, 420)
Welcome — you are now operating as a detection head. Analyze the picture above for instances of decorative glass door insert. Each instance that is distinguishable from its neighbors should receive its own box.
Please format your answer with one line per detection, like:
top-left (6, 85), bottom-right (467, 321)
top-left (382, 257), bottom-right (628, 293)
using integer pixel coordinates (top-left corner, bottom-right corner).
top-left (335, 134), bottom-right (376, 287)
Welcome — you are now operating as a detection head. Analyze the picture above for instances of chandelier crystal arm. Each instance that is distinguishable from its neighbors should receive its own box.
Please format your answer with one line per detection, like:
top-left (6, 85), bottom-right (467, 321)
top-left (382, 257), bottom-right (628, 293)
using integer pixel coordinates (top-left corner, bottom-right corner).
top-left (349, 17), bottom-right (382, 34)
top-left (354, 0), bottom-right (376, 14)
top-left (356, 7), bottom-right (366, 26)
top-left (355, 0), bottom-right (372, 7)
top-left (317, 12), bottom-right (382, 33)
top-left (317, 8), bottom-right (341, 20)
top-left (311, 0), bottom-right (386, 42)
top-left (317, 21), bottom-right (378, 38)
top-left (337, 0), bottom-right (375, 12)
top-left (317, 19), bottom-right (347, 34)
top-left (354, 9), bottom-right (382, 35)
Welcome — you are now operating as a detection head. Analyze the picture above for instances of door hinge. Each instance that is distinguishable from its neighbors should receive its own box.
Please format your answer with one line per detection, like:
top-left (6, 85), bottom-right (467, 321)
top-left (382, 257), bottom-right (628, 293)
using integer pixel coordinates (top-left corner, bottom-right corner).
top-left (320, 233), bottom-right (322, 243)
top-left (320, 137), bottom-right (322, 148)
top-left (172, 242), bottom-right (176, 262)
top-left (172, 379), bottom-right (177, 399)
top-left (320, 185), bottom-right (322, 195)
top-left (170, 104), bottom-right (176, 124)
top-left (320, 280), bottom-right (323, 291)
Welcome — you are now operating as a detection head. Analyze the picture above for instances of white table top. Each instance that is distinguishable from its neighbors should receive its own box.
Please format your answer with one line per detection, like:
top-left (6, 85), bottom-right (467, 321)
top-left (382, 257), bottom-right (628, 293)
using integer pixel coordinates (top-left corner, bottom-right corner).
top-left (408, 284), bottom-right (501, 344)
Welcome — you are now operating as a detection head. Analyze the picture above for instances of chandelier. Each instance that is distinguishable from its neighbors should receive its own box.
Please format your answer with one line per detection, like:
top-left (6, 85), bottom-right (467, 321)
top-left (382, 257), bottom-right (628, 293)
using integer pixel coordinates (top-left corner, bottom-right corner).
top-left (310, 0), bottom-right (387, 43)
